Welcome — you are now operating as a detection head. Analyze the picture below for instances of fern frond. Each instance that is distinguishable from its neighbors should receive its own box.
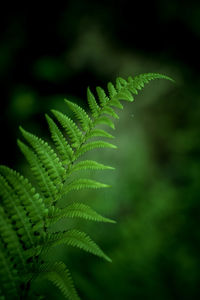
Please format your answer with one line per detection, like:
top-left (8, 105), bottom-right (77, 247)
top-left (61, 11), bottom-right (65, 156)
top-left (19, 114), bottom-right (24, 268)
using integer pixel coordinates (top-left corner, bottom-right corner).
top-left (63, 178), bottom-right (110, 195)
top-left (86, 129), bottom-right (114, 139)
top-left (132, 73), bottom-right (174, 86)
top-left (47, 203), bottom-right (116, 225)
top-left (19, 127), bottom-right (66, 189)
top-left (127, 73), bottom-right (174, 94)
top-left (0, 206), bottom-right (28, 270)
top-left (69, 160), bottom-right (114, 173)
top-left (94, 116), bottom-right (115, 129)
top-left (87, 87), bottom-right (100, 117)
top-left (108, 97), bottom-right (124, 109)
top-left (101, 106), bottom-right (119, 119)
top-left (75, 141), bottom-right (117, 159)
top-left (0, 244), bottom-right (20, 298)
top-left (65, 99), bottom-right (92, 132)
top-left (17, 140), bottom-right (59, 204)
top-left (96, 86), bottom-right (109, 107)
top-left (0, 175), bottom-right (35, 248)
top-left (107, 82), bottom-right (117, 98)
top-left (45, 114), bottom-right (74, 164)
top-left (0, 166), bottom-right (47, 225)
top-left (0, 72), bottom-right (174, 299)
top-left (45, 230), bottom-right (112, 262)
top-left (52, 110), bottom-right (84, 149)
top-left (116, 76), bottom-right (128, 86)
top-left (38, 262), bottom-right (80, 300)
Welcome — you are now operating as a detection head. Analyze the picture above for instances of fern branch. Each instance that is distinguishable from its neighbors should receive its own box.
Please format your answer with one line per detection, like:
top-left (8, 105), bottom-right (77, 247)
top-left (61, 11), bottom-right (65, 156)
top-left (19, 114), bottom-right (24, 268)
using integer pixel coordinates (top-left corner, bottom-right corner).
top-left (45, 230), bottom-right (112, 262)
top-left (0, 175), bottom-right (35, 248)
top-left (45, 114), bottom-right (74, 164)
top-left (0, 166), bottom-right (47, 225)
top-left (47, 203), bottom-right (116, 225)
top-left (69, 160), bottom-right (114, 173)
top-left (19, 127), bottom-right (66, 188)
top-left (17, 140), bottom-right (59, 205)
top-left (38, 262), bottom-right (80, 300)
top-left (62, 178), bottom-right (110, 195)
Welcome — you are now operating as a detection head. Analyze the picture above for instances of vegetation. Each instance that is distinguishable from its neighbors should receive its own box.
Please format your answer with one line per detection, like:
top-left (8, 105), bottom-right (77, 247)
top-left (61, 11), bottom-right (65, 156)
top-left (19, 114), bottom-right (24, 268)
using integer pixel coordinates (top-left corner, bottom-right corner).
top-left (0, 73), bottom-right (173, 299)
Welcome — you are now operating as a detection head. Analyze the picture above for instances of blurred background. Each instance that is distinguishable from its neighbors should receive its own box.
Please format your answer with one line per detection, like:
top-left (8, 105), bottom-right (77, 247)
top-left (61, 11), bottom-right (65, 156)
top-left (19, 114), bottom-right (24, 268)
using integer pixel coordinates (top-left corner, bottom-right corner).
top-left (0, 1), bottom-right (200, 299)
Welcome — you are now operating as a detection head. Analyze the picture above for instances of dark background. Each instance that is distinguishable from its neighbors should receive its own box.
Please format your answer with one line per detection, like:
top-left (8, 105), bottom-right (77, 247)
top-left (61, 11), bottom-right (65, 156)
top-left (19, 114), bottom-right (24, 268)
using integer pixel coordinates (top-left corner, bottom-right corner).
top-left (0, 1), bottom-right (199, 164)
top-left (0, 1), bottom-right (200, 299)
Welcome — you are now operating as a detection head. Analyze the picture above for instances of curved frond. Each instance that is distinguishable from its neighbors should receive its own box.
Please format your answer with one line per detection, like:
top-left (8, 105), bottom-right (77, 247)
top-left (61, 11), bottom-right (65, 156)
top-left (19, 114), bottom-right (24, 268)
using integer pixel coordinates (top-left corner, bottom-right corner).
top-left (0, 72), bottom-right (174, 299)
top-left (0, 206), bottom-right (27, 270)
top-left (0, 244), bottom-right (20, 298)
top-left (0, 166), bottom-right (47, 225)
top-left (0, 175), bottom-right (35, 248)
top-left (65, 99), bottom-right (92, 132)
top-left (52, 110), bottom-right (84, 149)
top-left (62, 178), bottom-right (110, 195)
top-left (107, 82), bottom-right (117, 98)
top-left (75, 141), bottom-right (117, 159)
top-left (38, 262), bottom-right (80, 300)
top-left (101, 106), bottom-right (119, 119)
top-left (87, 87), bottom-right (100, 117)
top-left (17, 140), bottom-right (59, 204)
top-left (45, 114), bottom-right (74, 164)
top-left (69, 160), bottom-right (114, 173)
top-left (45, 230), bottom-right (112, 262)
top-left (96, 86), bottom-right (109, 107)
top-left (19, 127), bottom-right (66, 189)
top-left (47, 203), bottom-right (116, 225)
top-left (86, 129), bottom-right (114, 139)
top-left (94, 116), bottom-right (115, 129)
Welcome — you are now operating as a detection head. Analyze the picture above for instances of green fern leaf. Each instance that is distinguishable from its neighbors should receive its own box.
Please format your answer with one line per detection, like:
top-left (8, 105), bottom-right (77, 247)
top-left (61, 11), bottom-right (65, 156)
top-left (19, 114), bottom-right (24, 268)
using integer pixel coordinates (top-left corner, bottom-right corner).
top-left (47, 203), bottom-right (116, 225)
top-left (45, 230), bottom-right (111, 262)
top-left (94, 116), bottom-right (115, 129)
top-left (0, 206), bottom-right (28, 270)
top-left (65, 99), bottom-right (92, 131)
top-left (128, 73), bottom-right (174, 91)
top-left (63, 178), bottom-right (110, 194)
top-left (45, 114), bottom-right (74, 164)
top-left (101, 106), bottom-right (119, 119)
top-left (117, 90), bottom-right (134, 102)
top-left (75, 141), bottom-right (117, 159)
top-left (107, 81), bottom-right (117, 98)
top-left (87, 87), bottom-right (100, 117)
top-left (115, 77), bottom-right (123, 91)
top-left (52, 110), bottom-right (84, 148)
top-left (96, 86), bottom-right (109, 107)
top-left (17, 140), bottom-right (59, 204)
top-left (0, 166), bottom-right (47, 224)
top-left (19, 127), bottom-right (66, 188)
top-left (0, 72), bottom-right (174, 299)
top-left (0, 244), bottom-right (20, 298)
top-left (108, 98), bottom-right (124, 109)
top-left (69, 160), bottom-right (114, 173)
top-left (0, 175), bottom-right (35, 248)
top-left (38, 262), bottom-right (80, 300)
top-left (86, 129), bottom-right (114, 139)
top-left (116, 77), bottom-right (128, 86)
top-left (127, 78), bottom-right (138, 94)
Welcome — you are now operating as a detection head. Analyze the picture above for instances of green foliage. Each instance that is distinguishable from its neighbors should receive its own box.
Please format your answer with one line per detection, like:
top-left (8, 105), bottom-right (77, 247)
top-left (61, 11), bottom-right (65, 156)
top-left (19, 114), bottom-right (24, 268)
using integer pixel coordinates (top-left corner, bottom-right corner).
top-left (0, 73), bottom-right (173, 299)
